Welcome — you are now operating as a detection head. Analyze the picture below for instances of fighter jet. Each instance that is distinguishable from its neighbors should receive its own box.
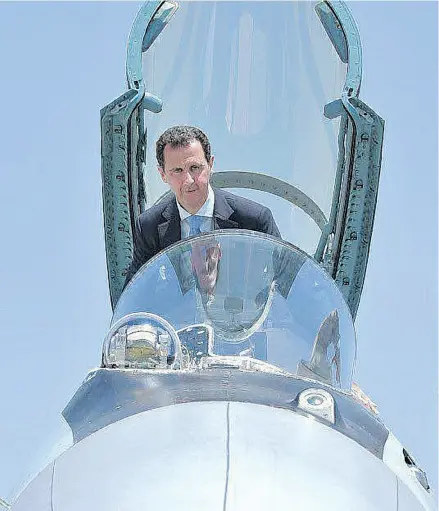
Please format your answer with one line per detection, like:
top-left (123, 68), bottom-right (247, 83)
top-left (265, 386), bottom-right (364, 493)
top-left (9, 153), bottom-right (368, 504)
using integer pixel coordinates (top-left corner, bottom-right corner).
top-left (7, 1), bottom-right (436, 510)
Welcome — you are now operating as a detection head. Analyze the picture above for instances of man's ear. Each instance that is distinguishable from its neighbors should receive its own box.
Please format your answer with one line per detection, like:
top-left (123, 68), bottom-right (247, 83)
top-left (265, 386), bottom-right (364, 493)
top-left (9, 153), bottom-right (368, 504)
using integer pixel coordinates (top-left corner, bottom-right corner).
top-left (158, 166), bottom-right (167, 183)
top-left (208, 156), bottom-right (214, 172)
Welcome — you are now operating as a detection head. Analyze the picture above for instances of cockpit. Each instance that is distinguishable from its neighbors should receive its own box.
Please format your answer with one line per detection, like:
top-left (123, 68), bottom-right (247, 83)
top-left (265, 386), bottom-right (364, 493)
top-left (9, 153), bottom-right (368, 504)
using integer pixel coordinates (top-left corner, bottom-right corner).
top-left (106, 230), bottom-right (356, 390)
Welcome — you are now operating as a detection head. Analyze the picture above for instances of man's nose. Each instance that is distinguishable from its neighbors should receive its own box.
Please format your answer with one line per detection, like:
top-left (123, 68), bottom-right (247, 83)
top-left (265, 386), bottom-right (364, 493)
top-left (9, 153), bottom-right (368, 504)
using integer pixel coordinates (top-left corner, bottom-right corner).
top-left (185, 170), bottom-right (195, 184)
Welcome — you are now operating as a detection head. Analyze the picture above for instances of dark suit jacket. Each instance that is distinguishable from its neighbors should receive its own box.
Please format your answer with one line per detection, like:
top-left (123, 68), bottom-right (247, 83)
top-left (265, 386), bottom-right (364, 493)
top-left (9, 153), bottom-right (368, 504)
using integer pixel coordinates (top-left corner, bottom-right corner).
top-left (124, 187), bottom-right (281, 286)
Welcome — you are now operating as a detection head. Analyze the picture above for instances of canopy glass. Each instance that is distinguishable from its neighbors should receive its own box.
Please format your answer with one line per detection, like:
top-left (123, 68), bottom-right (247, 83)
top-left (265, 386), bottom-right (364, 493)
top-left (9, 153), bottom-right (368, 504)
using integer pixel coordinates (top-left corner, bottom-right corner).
top-left (141, 1), bottom-right (347, 255)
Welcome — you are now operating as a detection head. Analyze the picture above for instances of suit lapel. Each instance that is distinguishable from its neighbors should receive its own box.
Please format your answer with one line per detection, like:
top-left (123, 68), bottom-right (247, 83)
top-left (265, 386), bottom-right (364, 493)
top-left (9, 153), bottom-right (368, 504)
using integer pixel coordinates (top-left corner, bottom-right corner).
top-left (157, 189), bottom-right (239, 247)
top-left (158, 197), bottom-right (181, 249)
top-left (213, 188), bottom-right (239, 229)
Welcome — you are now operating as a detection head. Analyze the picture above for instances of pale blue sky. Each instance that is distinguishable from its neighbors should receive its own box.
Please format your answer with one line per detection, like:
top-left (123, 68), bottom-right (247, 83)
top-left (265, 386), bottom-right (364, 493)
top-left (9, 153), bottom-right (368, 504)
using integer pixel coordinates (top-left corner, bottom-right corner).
top-left (0, 1), bottom-right (437, 503)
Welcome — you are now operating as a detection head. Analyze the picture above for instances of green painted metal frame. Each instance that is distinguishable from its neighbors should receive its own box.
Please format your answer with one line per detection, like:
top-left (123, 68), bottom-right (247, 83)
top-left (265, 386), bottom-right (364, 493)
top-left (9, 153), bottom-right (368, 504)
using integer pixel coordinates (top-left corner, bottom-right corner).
top-left (101, 1), bottom-right (177, 308)
top-left (0, 497), bottom-right (10, 510)
top-left (100, 0), bottom-right (384, 319)
top-left (316, 1), bottom-right (385, 318)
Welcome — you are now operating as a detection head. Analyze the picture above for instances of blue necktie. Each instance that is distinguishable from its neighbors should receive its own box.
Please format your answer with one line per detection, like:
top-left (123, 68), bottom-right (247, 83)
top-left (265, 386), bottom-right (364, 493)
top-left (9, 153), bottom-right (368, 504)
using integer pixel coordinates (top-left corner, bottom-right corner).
top-left (187, 215), bottom-right (204, 237)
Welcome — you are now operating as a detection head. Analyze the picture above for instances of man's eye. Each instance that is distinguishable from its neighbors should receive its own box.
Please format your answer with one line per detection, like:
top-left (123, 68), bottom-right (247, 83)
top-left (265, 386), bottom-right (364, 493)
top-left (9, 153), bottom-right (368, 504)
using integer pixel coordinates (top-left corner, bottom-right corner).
top-left (191, 165), bottom-right (201, 172)
top-left (172, 168), bottom-right (183, 174)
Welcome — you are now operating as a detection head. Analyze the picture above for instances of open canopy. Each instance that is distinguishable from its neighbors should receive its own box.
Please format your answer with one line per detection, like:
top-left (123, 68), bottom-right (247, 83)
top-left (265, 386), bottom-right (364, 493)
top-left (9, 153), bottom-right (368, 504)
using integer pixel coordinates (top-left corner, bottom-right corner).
top-left (141, 0), bottom-right (346, 254)
top-left (101, 0), bottom-right (384, 315)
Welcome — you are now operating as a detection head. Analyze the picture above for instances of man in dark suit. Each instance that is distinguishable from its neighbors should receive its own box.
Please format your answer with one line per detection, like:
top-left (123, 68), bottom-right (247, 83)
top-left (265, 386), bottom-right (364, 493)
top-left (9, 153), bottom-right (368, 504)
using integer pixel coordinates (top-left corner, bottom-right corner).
top-left (124, 125), bottom-right (281, 286)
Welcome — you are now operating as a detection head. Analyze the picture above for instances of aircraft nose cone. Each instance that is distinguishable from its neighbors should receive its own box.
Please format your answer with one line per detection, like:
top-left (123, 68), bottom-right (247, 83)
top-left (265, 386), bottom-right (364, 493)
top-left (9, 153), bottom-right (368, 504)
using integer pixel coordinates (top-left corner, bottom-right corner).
top-left (12, 402), bottom-right (404, 511)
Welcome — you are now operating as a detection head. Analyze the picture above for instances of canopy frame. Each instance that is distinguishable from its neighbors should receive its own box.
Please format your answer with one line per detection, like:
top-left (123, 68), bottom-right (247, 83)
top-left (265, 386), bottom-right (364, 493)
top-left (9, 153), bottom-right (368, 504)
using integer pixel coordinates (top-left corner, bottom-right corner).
top-left (100, 0), bottom-right (384, 318)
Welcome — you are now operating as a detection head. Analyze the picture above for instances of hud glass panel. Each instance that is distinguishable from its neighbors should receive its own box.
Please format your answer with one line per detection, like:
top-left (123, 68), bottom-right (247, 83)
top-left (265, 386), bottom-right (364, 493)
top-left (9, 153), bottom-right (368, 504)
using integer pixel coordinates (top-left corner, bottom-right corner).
top-left (114, 232), bottom-right (356, 389)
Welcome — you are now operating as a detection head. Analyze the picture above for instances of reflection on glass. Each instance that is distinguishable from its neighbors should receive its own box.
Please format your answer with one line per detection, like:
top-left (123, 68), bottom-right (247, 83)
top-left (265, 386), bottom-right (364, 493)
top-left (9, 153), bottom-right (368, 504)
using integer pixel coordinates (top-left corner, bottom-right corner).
top-left (115, 231), bottom-right (356, 389)
top-left (297, 309), bottom-right (341, 386)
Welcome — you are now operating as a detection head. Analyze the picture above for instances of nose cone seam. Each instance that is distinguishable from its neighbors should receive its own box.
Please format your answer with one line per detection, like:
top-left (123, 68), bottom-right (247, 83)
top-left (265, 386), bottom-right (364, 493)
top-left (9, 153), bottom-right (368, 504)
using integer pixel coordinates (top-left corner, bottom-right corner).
top-left (223, 402), bottom-right (231, 511)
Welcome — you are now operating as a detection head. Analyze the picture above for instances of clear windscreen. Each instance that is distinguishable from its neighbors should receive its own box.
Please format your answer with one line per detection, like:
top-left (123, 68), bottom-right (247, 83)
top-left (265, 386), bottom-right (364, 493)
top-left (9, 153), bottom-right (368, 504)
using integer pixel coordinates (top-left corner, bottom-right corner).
top-left (114, 231), bottom-right (356, 389)
top-left (142, 1), bottom-right (347, 254)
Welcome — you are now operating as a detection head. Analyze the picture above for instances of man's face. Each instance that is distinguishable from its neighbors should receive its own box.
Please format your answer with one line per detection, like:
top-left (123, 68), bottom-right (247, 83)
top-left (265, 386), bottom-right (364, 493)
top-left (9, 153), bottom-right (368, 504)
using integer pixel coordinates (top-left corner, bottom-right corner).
top-left (159, 140), bottom-right (214, 214)
top-left (191, 242), bottom-right (222, 297)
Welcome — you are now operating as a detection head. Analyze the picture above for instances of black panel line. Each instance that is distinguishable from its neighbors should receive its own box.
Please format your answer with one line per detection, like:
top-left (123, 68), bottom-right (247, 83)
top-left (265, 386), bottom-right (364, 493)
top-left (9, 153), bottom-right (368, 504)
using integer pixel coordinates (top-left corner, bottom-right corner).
top-left (223, 402), bottom-right (231, 511)
top-left (50, 462), bottom-right (55, 511)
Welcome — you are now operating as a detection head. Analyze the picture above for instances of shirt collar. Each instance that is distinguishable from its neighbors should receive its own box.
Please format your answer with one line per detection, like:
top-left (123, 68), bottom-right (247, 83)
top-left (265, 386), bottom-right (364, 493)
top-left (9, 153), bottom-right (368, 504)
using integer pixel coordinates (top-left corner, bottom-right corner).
top-left (177, 184), bottom-right (215, 220)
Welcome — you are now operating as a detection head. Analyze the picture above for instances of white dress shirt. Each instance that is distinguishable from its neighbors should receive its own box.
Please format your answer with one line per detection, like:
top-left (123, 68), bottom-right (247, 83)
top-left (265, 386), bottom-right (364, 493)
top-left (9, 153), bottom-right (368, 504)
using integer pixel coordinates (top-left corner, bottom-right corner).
top-left (177, 185), bottom-right (215, 239)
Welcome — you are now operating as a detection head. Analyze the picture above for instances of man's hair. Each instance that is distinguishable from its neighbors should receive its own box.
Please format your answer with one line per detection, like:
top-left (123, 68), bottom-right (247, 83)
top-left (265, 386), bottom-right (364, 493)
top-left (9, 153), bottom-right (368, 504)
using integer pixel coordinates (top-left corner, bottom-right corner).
top-left (156, 125), bottom-right (211, 168)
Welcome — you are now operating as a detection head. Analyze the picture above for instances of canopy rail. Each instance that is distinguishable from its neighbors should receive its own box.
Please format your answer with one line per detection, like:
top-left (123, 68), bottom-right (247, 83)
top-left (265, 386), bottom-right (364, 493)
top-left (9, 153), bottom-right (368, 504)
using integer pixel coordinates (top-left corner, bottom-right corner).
top-left (101, 1), bottom-right (178, 309)
top-left (318, 1), bottom-right (384, 318)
